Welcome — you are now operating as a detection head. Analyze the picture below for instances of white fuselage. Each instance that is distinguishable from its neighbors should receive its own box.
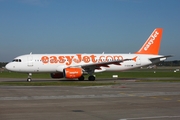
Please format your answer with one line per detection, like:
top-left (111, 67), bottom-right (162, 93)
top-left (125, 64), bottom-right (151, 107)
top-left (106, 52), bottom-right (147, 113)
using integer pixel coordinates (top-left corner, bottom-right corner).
top-left (5, 53), bottom-right (163, 73)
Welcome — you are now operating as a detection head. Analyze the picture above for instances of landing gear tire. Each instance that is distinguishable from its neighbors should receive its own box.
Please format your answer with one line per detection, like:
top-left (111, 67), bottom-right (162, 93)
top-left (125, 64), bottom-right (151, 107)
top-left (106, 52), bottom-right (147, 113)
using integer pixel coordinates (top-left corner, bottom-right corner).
top-left (78, 76), bottom-right (85, 81)
top-left (27, 78), bottom-right (32, 82)
top-left (27, 73), bottom-right (32, 82)
top-left (88, 75), bottom-right (95, 81)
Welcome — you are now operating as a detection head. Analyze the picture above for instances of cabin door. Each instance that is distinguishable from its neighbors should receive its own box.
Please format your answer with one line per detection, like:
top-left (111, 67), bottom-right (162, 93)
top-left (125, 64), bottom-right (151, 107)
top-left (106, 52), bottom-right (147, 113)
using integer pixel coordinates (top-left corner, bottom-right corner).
top-left (27, 55), bottom-right (33, 67)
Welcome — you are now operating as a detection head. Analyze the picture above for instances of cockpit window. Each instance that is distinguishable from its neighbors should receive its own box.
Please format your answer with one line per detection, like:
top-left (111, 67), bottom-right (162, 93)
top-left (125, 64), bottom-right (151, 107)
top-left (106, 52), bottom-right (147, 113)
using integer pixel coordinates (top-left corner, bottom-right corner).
top-left (12, 59), bottom-right (22, 62)
top-left (12, 59), bottom-right (17, 62)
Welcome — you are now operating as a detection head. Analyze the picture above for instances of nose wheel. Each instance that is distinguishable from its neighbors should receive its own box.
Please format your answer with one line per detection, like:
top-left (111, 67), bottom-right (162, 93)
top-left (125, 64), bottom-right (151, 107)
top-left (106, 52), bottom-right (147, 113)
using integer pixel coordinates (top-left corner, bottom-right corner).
top-left (27, 78), bottom-right (32, 82)
top-left (27, 73), bottom-right (32, 82)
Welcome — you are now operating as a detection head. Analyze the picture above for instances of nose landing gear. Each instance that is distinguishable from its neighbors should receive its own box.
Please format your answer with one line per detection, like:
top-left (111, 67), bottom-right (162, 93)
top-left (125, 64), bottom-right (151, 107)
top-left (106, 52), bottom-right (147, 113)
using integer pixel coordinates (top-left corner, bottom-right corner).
top-left (27, 73), bottom-right (32, 82)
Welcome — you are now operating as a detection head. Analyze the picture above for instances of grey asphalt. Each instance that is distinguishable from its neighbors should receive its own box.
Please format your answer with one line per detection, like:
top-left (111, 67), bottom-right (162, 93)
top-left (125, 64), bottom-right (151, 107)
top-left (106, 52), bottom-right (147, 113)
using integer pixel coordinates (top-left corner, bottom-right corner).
top-left (0, 79), bottom-right (180, 120)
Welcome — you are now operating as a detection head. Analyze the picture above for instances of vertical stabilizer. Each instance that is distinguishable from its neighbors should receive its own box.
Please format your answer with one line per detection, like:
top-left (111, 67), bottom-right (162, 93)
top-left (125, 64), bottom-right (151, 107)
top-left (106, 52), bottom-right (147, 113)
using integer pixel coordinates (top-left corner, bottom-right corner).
top-left (136, 28), bottom-right (163, 55)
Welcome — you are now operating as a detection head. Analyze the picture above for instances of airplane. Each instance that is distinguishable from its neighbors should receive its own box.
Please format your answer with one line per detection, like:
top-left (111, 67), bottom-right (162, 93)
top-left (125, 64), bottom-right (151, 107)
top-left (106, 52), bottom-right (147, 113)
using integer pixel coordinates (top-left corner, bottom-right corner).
top-left (5, 28), bottom-right (171, 82)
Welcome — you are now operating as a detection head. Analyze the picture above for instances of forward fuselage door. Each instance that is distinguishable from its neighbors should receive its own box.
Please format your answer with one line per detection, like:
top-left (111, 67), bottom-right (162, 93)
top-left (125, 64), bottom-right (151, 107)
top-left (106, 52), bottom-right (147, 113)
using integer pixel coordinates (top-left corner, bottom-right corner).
top-left (27, 55), bottom-right (33, 67)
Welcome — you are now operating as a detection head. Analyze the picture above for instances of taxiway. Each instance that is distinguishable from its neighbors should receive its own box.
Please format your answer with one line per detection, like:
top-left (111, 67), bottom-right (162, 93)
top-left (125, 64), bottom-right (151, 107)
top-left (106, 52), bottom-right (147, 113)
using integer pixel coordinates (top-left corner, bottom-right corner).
top-left (0, 78), bottom-right (180, 120)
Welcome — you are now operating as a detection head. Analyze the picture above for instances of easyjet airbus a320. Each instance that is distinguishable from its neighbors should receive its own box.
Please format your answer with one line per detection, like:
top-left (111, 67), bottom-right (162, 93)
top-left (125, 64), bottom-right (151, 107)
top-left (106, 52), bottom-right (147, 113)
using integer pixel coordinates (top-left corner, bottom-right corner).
top-left (6, 28), bottom-right (171, 82)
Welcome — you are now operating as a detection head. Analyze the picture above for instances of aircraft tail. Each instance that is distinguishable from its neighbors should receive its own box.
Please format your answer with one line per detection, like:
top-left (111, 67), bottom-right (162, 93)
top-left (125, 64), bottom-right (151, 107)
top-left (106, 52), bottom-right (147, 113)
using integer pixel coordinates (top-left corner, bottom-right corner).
top-left (136, 28), bottom-right (163, 55)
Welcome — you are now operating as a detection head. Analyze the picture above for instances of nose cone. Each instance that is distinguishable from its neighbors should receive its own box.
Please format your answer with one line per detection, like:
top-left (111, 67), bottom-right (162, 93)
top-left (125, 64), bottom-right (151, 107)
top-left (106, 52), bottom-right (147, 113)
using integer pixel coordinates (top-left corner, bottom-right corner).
top-left (5, 63), bottom-right (13, 71)
top-left (5, 63), bottom-right (10, 70)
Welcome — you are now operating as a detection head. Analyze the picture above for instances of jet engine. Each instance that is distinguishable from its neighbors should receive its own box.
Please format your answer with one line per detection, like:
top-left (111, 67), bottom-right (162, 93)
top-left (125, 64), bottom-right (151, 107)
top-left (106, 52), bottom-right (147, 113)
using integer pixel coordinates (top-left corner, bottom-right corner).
top-left (63, 68), bottom-right (83, 79)
top-left (50, 72), bottom-right (64, 78)
top-left (51, 68), bottom-right (83, 79)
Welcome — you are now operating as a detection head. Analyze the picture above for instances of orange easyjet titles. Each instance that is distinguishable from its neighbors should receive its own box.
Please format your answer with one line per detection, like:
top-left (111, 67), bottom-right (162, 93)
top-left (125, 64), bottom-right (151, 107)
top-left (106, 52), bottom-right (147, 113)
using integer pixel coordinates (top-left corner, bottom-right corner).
top-left (41, 54), bottom-right (124, 65)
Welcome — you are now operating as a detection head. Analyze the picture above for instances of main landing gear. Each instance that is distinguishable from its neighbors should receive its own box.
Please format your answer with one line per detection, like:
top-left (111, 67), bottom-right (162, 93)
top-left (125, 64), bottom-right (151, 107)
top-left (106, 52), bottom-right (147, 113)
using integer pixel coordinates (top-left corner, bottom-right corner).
top-left (78, 76), bottom-right (85, 81)
top-left (27, 73), bottom-right (32, 82)
top-left (78, 75), bottom-right (95, 81)
top-left (88, 75), bottom-right (95, 81)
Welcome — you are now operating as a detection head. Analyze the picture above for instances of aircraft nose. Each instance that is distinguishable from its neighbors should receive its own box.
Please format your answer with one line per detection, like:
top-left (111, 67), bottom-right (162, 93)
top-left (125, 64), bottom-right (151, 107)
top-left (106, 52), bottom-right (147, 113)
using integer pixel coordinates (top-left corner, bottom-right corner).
top-left (5, 63), bottom-right (14, 71)
top-left (5, 63), bottom-right (10, 70)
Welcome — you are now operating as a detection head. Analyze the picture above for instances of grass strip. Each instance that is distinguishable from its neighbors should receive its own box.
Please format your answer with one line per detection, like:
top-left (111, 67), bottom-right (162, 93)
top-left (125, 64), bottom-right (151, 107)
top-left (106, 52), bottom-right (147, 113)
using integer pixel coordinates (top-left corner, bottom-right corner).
top-left (1, 71), bottom-right (180, 79)
top-left (136, 79), bottom-right (180, 82)
top-left (0, 81), bottom-right (117, 86)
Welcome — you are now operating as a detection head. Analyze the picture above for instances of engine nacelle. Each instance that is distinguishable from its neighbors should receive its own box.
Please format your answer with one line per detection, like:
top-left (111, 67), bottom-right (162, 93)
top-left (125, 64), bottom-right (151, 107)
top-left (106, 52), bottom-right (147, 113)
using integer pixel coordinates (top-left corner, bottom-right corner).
top-left (50, 72), bottom-right (64, 78)
top-left (63, 68), bottom-right (83, 79)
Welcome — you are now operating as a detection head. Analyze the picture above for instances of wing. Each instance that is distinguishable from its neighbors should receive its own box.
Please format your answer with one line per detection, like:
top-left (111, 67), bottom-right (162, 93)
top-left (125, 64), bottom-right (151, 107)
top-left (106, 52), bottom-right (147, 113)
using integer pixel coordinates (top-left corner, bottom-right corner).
top-left (70, 58), bottom-right (132, 72)
top-left (82, 59), bottom-right (131, 68)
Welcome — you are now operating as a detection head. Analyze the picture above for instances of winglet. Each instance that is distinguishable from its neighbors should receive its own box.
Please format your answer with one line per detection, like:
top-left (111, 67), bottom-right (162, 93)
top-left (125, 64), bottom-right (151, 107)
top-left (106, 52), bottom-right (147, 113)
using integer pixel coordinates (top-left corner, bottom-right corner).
top-left (132, 56), bottom-right (137, 62)
top-left (135, 28), bottom-right (163, 55)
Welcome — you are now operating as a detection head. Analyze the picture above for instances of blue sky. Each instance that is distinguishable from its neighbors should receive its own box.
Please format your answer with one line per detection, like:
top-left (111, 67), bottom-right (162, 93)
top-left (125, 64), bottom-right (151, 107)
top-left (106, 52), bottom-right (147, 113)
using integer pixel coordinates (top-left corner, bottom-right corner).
top-left (0, 0), bottom-right (180, 62)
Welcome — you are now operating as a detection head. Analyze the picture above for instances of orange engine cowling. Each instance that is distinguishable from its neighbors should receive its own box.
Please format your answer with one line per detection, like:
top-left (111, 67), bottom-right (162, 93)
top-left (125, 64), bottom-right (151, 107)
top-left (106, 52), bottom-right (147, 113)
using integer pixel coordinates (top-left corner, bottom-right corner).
top-left (63, 68), bottom-right (83, 79)
top-left (51, 72), bottom-right (64, 78)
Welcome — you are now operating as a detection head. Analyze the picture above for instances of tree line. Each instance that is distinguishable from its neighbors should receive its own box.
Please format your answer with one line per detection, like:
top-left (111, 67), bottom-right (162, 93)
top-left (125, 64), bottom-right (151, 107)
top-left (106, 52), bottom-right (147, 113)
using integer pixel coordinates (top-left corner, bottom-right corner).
top-left (0, 62), bottom-right (7, 68)
top-left (157, 60), bottom-right (180, 66)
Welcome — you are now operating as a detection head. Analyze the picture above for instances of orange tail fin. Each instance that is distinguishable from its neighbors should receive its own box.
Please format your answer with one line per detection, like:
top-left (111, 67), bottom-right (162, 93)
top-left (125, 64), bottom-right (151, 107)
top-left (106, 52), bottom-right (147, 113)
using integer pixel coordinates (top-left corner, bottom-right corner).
top-left (136, 28), bottom-right (163, 55)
